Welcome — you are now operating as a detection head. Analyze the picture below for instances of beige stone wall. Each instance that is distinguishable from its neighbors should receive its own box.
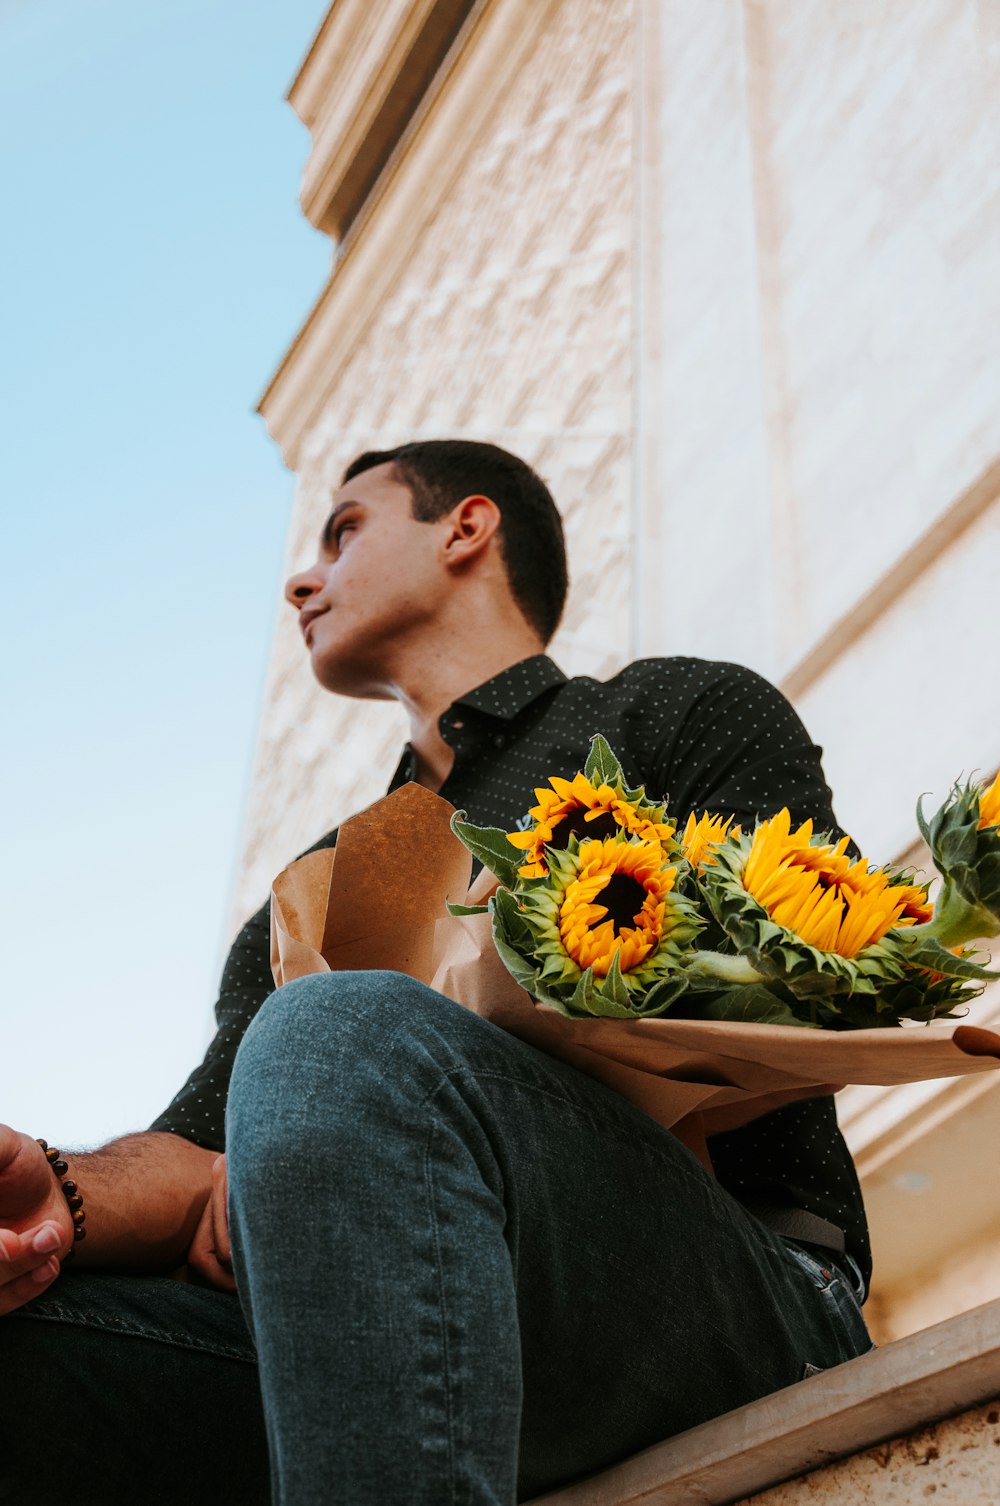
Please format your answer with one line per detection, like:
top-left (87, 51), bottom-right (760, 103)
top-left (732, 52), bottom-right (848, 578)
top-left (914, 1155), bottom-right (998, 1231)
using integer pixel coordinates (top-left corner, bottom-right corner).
top-left (636, 0), bottom-right (1000, 850)
top-left (755, 0), bottom-right (997, 653)
top-left (235, 0), bottom-right (636, 920)
top-left (240, 0), bottom-right (1000, 1341)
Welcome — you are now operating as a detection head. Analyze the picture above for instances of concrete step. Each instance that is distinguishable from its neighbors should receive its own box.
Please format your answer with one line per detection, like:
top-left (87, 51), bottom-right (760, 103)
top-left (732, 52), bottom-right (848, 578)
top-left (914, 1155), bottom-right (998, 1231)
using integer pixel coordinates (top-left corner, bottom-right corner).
top-left (526, 1298), bottom-right (1000, 1505)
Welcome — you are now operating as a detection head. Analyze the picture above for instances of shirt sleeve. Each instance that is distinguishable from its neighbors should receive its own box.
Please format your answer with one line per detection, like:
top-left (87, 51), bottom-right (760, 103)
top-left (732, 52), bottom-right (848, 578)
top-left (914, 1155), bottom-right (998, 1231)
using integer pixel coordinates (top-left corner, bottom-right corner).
top-left (648, 660), bottom-right (842, 835)
top-left (638, 660), bottom-right (872, 1286)
top-left (147, 828), bottom-right (339, 1149)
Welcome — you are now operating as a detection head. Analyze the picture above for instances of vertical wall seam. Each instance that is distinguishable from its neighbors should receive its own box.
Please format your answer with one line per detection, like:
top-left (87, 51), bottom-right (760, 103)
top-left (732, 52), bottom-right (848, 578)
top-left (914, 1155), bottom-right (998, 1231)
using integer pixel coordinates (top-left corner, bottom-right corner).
top-left (740, 0), bottom-right (801, 670)
top-left (629, 0), bottom-right (648, 660)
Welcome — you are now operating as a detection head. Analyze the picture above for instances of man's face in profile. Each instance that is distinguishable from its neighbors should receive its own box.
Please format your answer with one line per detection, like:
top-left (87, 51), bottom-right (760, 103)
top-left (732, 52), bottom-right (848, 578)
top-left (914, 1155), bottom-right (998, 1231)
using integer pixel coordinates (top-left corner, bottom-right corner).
top-left (284, 462), bottom-right (447, 699)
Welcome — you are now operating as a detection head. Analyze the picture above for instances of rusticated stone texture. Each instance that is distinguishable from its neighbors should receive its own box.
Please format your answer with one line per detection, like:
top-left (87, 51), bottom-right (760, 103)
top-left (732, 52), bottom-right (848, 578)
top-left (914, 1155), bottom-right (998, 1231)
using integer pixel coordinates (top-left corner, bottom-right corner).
top-left (739, 1398), bottom-right (1000, 1504)
top-left (231, 0), bottom-right (635, 924)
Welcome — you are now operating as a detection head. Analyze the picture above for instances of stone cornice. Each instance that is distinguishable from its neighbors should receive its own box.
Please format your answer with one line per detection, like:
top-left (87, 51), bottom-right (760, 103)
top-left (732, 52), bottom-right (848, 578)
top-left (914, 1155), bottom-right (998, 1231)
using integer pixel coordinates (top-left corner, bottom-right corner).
top-left (261, 0), bottom-right (563, 469)
top-left (290, 0), bottom-right (479, 238)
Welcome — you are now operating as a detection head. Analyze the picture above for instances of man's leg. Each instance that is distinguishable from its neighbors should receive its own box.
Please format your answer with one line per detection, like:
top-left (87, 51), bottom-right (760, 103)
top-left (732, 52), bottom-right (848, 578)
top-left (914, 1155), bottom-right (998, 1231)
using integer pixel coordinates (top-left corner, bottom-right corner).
top-left (227, 971), bottom-right (872, 1506)
top-left (0, 1273), bottom-right (270, 1506)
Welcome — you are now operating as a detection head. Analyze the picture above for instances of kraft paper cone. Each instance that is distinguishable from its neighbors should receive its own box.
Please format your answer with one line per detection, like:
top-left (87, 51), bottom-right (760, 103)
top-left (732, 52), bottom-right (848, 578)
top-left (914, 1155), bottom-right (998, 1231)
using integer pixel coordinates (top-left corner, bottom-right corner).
top-left (271, 783), bottom-right (472, 987)
top-left (269, 784), bottom-right (1000, 1147)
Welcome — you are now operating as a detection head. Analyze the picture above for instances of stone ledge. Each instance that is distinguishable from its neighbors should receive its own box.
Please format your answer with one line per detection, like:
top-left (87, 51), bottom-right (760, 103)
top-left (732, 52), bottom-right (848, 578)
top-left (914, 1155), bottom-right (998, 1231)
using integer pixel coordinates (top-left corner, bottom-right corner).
top-left (526, 1298), bottom-right (1000, 1505)
top-left (288, 0), bottom-right (478, 238)
top-left (260, 0), bottom-right (564, 466)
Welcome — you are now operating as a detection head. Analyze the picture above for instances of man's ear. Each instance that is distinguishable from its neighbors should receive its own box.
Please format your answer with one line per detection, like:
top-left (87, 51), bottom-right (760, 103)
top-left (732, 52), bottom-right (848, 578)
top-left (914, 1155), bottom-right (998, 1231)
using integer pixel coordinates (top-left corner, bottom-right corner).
top-left (441, 495), bottom-right (502, 569)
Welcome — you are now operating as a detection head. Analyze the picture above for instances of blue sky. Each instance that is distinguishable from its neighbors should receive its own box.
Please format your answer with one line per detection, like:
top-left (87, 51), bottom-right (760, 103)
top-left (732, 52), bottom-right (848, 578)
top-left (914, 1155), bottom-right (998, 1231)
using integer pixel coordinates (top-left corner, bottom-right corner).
top-left (0, 0), bottom-right (332, 1145)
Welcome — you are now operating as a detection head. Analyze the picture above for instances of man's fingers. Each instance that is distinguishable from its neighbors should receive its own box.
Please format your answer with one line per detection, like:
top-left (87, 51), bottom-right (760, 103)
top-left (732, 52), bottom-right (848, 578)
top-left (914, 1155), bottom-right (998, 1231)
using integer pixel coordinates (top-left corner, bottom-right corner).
top-left (183, 1156), bottom-right (235, 1293)
top-left (211, 1155), bottom-right (231, 1268)
top-left (0, 1131), bottom-right (74, 1319)
top-left (0, 1225), bottom-right (64, 1316)
top-left (30, 1255), bottom-right (61, 1284)
top-left (0, 1222), bottom-right (68, 1279)
top-left (192, 1250), bottom-right (237, 1293)
top-left (186, 1179), bottom-right (236, 1294)
top-left (0, 1258), bottom-right (61, 1317)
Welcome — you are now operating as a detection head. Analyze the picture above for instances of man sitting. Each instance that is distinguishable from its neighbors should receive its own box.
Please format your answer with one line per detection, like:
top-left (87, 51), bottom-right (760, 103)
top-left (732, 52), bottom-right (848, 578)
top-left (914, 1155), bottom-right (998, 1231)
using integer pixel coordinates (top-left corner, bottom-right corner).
top-left (0, 440), bottom-right (872, 1505)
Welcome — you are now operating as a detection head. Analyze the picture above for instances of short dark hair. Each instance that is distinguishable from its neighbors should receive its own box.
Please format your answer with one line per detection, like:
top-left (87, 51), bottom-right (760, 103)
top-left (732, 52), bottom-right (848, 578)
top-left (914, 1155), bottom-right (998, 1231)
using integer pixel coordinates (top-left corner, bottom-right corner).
top-left (342, 440), bottom-right (568, 642)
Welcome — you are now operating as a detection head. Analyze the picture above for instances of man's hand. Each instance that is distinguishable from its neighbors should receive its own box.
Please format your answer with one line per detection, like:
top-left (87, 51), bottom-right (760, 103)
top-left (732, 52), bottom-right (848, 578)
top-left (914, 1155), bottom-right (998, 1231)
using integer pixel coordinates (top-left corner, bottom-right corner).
top-left (0, 1124), bottom-right (76, 1316)
top-left (3, 1122), bottom-right (220, 1307)
top-left (186, 1154), bottom-right (235, 1292)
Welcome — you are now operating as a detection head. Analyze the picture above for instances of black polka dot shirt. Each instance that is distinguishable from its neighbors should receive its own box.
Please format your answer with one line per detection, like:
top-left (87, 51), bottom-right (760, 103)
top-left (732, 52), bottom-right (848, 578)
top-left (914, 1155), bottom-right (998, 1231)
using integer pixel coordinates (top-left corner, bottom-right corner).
top-left (149, 654), bottom-right (871, 1287)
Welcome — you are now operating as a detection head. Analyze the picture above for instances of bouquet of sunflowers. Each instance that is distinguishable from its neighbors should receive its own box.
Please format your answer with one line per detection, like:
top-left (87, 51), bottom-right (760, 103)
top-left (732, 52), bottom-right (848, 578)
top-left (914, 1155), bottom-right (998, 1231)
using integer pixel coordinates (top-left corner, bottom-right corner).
top-left (268, 753), bottom-right (1000, 1141)
top-left (448, 737), bottom-right (1000, 1032)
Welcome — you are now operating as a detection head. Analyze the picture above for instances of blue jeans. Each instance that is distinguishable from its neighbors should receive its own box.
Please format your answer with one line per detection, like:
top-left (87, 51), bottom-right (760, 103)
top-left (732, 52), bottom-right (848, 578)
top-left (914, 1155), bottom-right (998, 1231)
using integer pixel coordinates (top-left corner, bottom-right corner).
top-left (2, 972), bottom-right (872, 1505)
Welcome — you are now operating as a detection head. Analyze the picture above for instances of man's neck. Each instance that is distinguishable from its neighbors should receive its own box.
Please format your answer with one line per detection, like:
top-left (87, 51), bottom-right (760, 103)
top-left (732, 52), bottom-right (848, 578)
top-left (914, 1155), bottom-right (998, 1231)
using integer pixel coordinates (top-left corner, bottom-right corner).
top-left (400, 635), bottom-right (546, 793)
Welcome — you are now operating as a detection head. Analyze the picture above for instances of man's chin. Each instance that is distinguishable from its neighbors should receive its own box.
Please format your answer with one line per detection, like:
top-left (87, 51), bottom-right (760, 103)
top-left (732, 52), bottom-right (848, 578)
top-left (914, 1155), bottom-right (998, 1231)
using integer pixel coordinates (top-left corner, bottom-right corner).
top-left (309, 655), bottom-right (394, 702)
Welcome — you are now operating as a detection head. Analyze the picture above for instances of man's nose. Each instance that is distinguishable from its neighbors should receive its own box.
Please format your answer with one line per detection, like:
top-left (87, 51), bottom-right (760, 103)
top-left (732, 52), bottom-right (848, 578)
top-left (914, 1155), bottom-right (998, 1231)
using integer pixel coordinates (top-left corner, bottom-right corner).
top-left (284, 562), bottom-right (325, 609)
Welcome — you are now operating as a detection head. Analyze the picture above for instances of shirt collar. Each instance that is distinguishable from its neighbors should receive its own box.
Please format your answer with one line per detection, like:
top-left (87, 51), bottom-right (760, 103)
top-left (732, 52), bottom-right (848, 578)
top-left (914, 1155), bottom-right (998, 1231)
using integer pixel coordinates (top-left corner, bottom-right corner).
top-left (450, 655), bottom-right (567, 721)
top-left (386, 655), bottom-right (567, 791)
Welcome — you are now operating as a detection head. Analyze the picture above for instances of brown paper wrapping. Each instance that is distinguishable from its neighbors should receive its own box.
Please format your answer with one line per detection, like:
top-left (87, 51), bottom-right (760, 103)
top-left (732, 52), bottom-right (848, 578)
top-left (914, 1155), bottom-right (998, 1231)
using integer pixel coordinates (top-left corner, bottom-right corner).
top-left (270, 783), bottom-right (1000, 1158)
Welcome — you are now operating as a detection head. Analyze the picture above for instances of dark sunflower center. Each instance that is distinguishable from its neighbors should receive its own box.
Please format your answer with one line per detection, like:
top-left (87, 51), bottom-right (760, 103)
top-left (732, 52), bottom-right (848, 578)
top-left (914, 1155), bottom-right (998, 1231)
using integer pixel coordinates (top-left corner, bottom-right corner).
top-left (548, 808), bottom-right (621, 849)
top-left (594, 872), bottom-right (648, 934)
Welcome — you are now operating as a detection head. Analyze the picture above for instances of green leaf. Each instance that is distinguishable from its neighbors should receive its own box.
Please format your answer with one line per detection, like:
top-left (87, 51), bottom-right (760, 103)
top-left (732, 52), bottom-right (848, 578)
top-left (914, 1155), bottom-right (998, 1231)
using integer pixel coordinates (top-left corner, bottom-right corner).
top-left (445, 900), bottom-right (489, 917)
top-left (491, 926), bottom-right (544, 994)
top-left (601, 950), bottom-right (632, 1011)
top-left (695, 985), bottom-right (812, 1028)
top-left (916, 793), bottom-right (933, 848)
top-left (578, 976), bottom-right (636, 1019)
top-left (492, 885), bottom-right (536, 949)
top-left (584, 734), bottom-right (625, 790)
top-left (631, 975), bottom-right (690, 1018)
top-left (537, 950), bottom-right (579, 984)
top-left (894, 932), bottom-right (999, 981)
top-left (521, 968), bottom-right (590, 1019)
top-left (449, 811), bottom-right (522, 889)
top-left (583, 992), bottom-right (638, 1019)
top-left (565, 968), bottom-right (596, 1014)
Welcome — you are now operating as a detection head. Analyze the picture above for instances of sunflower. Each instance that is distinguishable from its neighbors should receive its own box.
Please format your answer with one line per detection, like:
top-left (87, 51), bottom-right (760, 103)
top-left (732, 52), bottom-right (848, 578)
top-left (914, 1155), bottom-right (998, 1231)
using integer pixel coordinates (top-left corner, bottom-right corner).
top-left (681, 811), bottom-right (741, 871)
top-left (693, 808), bottom-right (975, 1020)
top-left (736, 810), bottom-right (933, 960)
top-left (884, 871), bottom-right (935, 926)
top-left (556, 836), bottom-right (679, 977)
top-left (916, 774), bottom-right (1000, 945)
top-left (490, 833), bottom-right (702, 1018)
top-left (508, 770), bottom-right (675, 878)
top-left (978, 769), bottom-right (1000, 831)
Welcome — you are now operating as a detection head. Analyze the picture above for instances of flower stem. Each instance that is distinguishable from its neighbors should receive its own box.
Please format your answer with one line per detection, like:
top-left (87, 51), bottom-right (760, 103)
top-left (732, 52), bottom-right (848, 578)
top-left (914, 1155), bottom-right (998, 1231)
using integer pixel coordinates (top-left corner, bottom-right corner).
top-left (686, 950), bottom-right (766, 985)
top-left (906, 879), bottom-right (999, 948)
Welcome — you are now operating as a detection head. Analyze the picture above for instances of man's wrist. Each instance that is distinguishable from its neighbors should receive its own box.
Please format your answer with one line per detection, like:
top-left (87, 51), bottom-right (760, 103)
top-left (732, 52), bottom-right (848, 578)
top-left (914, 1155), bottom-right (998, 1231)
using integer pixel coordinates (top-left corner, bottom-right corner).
top-left (35, 1140), bottom-right (86, 1261)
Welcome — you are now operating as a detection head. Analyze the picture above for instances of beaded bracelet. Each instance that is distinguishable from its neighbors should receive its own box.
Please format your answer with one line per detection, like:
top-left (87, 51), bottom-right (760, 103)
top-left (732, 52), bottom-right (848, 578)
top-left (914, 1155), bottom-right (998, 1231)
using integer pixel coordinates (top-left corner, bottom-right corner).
top-left (35, 1138), bottom-right (86, 1261)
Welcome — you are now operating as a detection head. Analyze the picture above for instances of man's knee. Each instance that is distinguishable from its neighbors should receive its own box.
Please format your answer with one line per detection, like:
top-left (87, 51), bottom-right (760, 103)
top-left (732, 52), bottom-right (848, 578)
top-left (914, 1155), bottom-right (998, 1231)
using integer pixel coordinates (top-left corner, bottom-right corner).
top-left (227, 971), bottom-right (486, 1152)
top-left (233, 969), bottom-right (457, 1074)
